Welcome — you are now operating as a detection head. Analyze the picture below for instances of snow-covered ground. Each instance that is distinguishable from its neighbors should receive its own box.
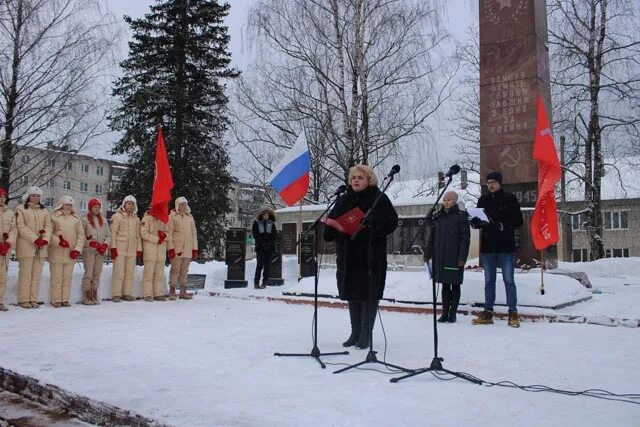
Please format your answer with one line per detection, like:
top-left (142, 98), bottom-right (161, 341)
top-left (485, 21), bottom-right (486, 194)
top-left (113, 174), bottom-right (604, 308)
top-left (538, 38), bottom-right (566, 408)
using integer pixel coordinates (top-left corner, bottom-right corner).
top-left (0, 258), bottom-right (639, 426)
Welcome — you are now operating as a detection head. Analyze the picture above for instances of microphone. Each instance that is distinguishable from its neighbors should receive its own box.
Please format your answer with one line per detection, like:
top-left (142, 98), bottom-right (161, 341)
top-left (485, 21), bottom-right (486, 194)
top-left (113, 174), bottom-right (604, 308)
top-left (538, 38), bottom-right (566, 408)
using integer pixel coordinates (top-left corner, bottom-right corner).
top-left (333, 184), bottom-right (347, 196)
top-left (386, 164), bottom-right (401, 178)
top-left (445, 164), bottom-right (461, 178)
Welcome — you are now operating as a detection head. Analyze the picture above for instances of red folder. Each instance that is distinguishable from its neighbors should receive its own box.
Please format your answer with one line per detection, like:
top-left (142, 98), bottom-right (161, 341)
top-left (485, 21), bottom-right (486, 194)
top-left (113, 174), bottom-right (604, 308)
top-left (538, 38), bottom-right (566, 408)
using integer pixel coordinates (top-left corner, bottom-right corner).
top-left (322, 207), bottom-right (365, 236)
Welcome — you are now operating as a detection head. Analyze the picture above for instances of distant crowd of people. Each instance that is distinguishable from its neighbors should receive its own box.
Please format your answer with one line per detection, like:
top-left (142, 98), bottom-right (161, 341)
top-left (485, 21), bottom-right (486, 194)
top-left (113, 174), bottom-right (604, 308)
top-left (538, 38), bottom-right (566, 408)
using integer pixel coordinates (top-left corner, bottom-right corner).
top-left (0, 187), bottom-right (199, 311)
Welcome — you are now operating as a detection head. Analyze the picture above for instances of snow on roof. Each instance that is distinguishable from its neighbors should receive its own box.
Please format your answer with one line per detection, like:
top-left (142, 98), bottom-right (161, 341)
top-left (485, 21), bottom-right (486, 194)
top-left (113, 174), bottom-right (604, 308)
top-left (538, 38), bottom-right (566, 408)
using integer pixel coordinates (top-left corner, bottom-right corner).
top-left (276, 174), bottom-right (483, 213)
top-left (276, 158), bottom-right (640, 215)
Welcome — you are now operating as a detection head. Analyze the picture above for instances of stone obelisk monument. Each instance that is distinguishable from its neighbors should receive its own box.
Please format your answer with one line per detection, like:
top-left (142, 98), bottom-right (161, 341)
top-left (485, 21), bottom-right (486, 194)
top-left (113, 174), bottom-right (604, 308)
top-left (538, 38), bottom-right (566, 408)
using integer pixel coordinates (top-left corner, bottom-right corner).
top-left (479, 0), bottom-right (553, 265)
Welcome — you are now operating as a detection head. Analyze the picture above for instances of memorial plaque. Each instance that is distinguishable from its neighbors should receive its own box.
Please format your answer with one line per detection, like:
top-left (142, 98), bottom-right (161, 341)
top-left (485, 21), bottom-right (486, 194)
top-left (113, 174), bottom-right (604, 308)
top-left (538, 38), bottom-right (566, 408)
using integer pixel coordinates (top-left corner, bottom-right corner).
top-left (176, 274), bottom-right (206, 291)
top-left (281, 223), bottom-right (297, 255)
top-left (268, 234), bottom-right (284, 286)
top-left (224, 228), bottom-right (248, 288)
top-left (480, 0), bottom-right (551, 186)
top-left (480, 0), bottom-right (555, 266)
top-left (299, 231), bottom-right (316, 278)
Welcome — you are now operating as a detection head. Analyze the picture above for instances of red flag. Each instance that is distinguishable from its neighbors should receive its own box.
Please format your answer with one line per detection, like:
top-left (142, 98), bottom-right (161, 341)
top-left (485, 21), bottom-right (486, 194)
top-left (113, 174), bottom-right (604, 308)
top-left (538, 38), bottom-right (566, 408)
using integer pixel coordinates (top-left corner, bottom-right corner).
top-left (531, 96), bottom-right (561, 250)
top-left (150, 127), bottom-right (174, 224)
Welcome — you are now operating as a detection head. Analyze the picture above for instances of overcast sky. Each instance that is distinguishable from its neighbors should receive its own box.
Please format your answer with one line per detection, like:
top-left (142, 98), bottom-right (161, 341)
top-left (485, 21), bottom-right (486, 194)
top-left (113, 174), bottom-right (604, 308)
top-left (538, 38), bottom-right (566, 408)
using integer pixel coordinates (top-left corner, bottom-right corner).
top-left (107, 0), bottom-right (475, 69)
top-left (107, 0), bottom-right (255, 69)
top-left (103, 0), bottom-right (477, 179)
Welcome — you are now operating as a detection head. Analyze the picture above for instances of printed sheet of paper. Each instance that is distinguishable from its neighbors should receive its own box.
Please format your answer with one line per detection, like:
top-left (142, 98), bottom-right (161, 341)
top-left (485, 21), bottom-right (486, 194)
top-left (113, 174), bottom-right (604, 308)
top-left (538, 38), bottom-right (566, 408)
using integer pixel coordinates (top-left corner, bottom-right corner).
top-left (467, 208), bottom-right (491, 222)
top-left (424, 261), bottom-right (432, 281)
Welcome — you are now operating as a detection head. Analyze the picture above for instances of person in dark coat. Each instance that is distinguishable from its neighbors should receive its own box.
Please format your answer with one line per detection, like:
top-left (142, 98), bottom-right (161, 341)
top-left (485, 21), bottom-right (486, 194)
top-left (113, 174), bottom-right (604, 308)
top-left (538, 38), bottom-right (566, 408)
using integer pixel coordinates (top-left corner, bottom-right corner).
top-left (470, 171), bottom-right (524, 327)
top-left (424, 191), bottom-right (470, 323)
top-left (323, 164), bottom-right (398, 349)
top-left (252, 208), bottom-right (277, 289)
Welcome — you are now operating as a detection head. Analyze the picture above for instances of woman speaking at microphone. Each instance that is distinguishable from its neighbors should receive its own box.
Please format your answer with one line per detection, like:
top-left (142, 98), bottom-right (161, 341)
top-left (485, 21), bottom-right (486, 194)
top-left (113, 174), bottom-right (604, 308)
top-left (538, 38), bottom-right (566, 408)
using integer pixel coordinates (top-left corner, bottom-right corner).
top-left (323, 164), bottom-right (398, 349)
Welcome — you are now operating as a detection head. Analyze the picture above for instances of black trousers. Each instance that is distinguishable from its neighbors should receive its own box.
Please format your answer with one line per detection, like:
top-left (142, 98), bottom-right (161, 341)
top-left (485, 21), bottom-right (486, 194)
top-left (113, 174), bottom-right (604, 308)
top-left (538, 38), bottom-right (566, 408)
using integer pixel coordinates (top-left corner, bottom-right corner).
top-left (255, 249), bottom-right (272, 283)
top-left (441, 284), bottom-right (461, 315)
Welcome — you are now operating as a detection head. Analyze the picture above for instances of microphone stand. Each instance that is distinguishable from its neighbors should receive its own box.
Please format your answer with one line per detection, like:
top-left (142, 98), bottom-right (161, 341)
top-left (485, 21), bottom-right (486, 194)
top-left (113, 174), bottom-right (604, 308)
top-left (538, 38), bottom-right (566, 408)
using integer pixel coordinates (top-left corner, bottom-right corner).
top-left (390, 173), bottom-right (481, 385)
top-left (274, 191), bottom-right (349, 369)
top-left (334, 173), bottom-right (411, 375)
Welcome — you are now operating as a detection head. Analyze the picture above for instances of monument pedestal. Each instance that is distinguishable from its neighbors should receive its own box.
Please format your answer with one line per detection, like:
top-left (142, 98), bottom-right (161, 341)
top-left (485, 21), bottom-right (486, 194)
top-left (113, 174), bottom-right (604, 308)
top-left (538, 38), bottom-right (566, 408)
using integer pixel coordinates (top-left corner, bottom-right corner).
top-left (224, 280), bottom-right (248, 289)
top-left (268, 234), bottom-right (284, 286)
top-left (224, 228), bottom-right (248, 288)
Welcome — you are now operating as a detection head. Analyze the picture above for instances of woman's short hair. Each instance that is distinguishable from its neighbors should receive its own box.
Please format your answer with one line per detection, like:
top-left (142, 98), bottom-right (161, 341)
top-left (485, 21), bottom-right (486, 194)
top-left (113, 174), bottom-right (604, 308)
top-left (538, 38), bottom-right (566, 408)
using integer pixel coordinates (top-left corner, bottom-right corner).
top-left (348, 164), bottom-right (378, 187)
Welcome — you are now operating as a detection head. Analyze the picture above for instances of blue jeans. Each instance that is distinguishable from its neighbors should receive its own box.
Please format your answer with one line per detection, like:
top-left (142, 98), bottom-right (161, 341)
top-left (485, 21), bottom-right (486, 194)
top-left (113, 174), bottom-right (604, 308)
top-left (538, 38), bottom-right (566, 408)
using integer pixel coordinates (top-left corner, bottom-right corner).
top-left (480, 252), bottom-right (517, 313)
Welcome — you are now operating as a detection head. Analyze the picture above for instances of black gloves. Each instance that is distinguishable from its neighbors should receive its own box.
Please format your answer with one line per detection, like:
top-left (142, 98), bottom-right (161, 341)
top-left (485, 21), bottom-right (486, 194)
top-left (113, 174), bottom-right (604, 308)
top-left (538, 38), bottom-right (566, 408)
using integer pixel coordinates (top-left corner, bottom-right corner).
top-left (470, 217), bottom-right (504, 232)
top-left (470, 217), bottom-right (487, 229)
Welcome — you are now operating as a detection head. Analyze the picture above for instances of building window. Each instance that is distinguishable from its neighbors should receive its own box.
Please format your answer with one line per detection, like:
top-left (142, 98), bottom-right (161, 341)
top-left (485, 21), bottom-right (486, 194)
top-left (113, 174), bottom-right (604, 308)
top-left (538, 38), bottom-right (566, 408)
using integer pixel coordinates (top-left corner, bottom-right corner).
top-left (81, 164), bottom-right (89, 173)
top-left (63, 181), bottom-right (71, 190)
top-left (80, 182), bottom-right (88, 192)
top-left (80, 200), bottom-right (88, 211)
top-left (96, 166), bottom-right (104, 176)
top-left (46, 159), bottom-right (56, 168)
top-left (43, 197), bottom-right (54, 207)
top-left (95, 184), bottom-right (103, 194)
top-left (603, 211), bottom-right (628, 230)
top-left (572, 248), bottom-right (589, 262)
top-left (65, 162), bottom-right (72, 171)
top-left (46, 179), bottom-right (55, 188)
top-left (571, 213), bottom-right (588, 231)
top-left (21, 155), bottom-right (30, 164)
top-left (605, 248), bottom-right (630, 258)
top-left (19, 175), bottom-right (28, 185)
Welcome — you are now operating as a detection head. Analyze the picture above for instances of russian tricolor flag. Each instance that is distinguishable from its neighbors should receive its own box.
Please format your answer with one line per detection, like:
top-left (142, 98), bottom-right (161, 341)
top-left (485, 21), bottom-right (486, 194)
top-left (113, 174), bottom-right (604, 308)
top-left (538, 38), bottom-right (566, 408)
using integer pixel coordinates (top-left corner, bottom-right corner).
top-left (268, 132), bottom-right (310, 206)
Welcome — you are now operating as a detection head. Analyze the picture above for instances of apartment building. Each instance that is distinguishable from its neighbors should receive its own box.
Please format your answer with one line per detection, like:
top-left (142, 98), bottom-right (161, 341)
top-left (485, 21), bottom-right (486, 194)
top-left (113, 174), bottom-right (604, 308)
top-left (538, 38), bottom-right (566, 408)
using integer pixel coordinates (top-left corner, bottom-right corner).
top-left (10, 145), bottom-right (125, 216)
top-left (226, 182), bottom-right (278, 230)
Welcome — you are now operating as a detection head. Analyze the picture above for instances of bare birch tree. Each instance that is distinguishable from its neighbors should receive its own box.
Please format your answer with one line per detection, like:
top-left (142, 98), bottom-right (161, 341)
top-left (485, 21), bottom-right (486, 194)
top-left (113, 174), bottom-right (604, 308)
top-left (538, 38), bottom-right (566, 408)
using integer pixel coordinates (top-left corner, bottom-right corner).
top-left (452, 25), bottom-right (481, 180)
top-left (231, 0), bottom-right (454, 202)
top-left (0, 0), bottom-right (119, 196)
top-left (549, 0), bottom-right (640, 260)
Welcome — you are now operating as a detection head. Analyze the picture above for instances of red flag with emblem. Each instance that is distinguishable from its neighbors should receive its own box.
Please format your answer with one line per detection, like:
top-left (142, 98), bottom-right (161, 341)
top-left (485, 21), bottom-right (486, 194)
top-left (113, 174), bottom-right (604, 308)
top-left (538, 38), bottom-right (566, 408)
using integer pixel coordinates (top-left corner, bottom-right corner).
top-left (150, 126), bottom-right (174, 224)
top-left (531, 96), bottom-right (561, 250)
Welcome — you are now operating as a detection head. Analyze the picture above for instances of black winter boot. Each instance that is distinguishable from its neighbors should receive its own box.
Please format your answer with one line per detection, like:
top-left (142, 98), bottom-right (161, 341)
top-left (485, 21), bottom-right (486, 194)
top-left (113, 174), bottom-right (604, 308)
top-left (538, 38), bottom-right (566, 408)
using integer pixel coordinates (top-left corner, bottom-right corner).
top-left (448, 285), bottom-right (461, 323)
top-left (438, 285), bottom-right (451, 323)
top-left (356, 300), bottom-right (378, 350)
top-left (342, 302), bottom-right (362, 347)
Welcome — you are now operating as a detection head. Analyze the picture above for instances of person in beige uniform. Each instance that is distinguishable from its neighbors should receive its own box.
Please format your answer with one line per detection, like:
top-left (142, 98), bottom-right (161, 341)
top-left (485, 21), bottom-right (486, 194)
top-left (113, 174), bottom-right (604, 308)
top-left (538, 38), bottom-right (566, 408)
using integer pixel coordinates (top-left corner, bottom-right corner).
top-left (0, 188), bottom-right (17, 312)
top-left (15, 186), bottom-right (52, 309)
top-left (167, 197), bottom-right (197, 300)
top-left (140, 209), bottom-right (168, 301)
top-left (82, 198), bottom-right (111, 305)
top-left (49, 196), bottom-right (85, 307)
top-left (110, 195), bottom-right (141, 302)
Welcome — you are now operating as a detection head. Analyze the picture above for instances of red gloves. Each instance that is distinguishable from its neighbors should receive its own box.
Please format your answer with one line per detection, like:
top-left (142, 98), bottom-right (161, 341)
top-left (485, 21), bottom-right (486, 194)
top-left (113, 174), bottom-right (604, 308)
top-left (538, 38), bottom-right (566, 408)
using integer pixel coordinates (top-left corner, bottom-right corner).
top-left (110, 248), bottom-right (118, 260)
top-left (59, 236), bottom-right (70, 248)
top-left (157, 230), bottom-right (167, 244)
top-left (0, 242), bottom-right (10, 256)
top-left (69, 250), bottom-right (80, 260)
top-left (136, 251), bottom-right (142, 258)
top-left (98, 243), bottom-right (108, 255)
top-left (168, 249), bottom-right (176, 259)
top-left (34, 238), bottom-right (48, 248)
top-left (192, 250), bottom-right (198, 260)
top-left (89, 240), bottom-right (100, 249)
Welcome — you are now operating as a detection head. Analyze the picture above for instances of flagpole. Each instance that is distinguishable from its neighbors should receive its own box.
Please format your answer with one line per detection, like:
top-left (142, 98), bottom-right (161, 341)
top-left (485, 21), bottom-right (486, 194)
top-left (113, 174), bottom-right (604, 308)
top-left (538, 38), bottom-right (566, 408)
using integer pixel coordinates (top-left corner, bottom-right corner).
top-left (540, 250), bottom-right (545, 295)
top-left (298, 201), bottom-right (303, 281)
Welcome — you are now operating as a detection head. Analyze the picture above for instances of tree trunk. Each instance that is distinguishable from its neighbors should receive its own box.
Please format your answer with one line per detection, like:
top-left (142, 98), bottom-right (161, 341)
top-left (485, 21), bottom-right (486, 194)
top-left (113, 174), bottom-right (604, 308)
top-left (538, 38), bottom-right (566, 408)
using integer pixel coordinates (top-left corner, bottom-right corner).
top-left (1, 0), bottom-right (23, 192)
top-left (357, 0), bottom-right (369, 165)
